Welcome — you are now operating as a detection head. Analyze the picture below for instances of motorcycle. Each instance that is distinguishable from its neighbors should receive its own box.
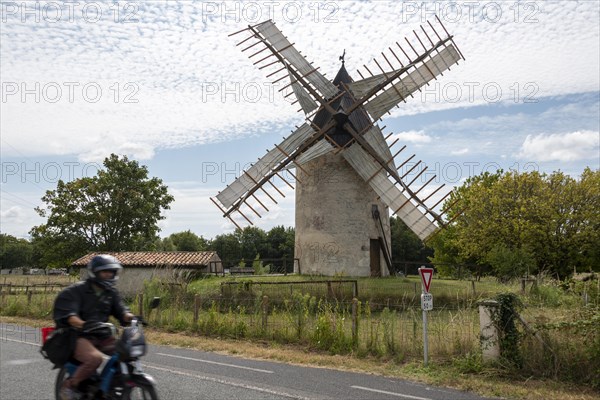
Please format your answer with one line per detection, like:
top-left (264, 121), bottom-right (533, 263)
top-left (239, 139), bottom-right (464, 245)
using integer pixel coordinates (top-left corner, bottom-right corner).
top-left (52, 297), bottom-right (161, 400)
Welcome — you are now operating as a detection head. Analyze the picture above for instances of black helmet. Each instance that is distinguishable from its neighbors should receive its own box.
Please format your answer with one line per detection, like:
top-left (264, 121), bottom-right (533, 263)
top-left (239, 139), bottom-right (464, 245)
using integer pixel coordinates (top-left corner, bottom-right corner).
top-left (87, 254), bottom-right (123, 289)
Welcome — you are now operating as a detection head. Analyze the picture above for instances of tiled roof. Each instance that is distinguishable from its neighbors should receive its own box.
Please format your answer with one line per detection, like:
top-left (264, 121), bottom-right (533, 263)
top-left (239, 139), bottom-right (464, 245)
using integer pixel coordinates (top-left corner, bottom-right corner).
top-left (71, 252), bottom-right (220, 267)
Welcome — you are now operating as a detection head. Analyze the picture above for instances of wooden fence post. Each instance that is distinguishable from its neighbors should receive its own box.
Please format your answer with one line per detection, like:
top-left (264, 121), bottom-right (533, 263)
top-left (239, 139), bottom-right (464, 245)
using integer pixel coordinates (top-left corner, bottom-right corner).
top-left (261, 295), bottom-right (268, 331)
top-left (27, 291), bottom-right (32, 306)
top-left (138, 294), bottom-right (144, 319)
top-left (193, 295), bottom-right (200, 327)
top-left (352, 298), bottom-right (358, 345)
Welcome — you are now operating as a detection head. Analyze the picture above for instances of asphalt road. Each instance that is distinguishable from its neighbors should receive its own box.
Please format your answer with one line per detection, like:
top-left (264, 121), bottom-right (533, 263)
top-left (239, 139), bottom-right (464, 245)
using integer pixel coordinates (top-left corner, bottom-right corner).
top-left (0, 323), bottom-right (494, 400)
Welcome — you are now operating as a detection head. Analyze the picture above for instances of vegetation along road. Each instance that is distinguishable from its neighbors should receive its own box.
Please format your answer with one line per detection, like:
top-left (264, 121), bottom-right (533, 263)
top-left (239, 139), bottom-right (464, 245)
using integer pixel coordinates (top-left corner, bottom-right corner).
top-left (1, 323), bottom-right (492, 400)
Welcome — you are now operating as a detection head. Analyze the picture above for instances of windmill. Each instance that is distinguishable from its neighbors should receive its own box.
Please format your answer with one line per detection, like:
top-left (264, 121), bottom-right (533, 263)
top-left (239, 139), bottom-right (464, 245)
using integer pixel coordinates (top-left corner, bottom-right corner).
top-left (211, 17), bottom-right (465, 276)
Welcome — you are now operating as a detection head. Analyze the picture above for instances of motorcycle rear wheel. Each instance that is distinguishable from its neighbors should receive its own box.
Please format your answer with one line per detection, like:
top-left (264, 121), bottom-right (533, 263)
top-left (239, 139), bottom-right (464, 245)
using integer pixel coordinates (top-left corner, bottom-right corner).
top-left (122, 383), bottom-right (158, 400)
top-left (55, 367), bottom-right (70, 400)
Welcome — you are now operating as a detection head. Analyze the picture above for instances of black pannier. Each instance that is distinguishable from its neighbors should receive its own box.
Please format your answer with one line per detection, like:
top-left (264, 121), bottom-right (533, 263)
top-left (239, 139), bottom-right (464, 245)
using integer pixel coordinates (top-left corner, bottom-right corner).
top-left (40, 327), bottom-right (77, 367)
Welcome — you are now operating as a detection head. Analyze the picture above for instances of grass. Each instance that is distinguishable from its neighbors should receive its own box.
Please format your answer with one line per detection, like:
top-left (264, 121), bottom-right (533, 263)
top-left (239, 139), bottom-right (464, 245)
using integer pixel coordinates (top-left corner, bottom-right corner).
top-left (2, 274), bottom-right (599, 399)
top-left (3, 314), bottom-right (599, 400)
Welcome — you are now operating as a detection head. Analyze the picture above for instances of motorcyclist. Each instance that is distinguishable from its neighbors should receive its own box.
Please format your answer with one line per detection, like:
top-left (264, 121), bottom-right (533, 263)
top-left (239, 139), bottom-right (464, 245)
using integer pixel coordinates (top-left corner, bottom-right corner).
top-left (53, 254), bottom-right (134, 400)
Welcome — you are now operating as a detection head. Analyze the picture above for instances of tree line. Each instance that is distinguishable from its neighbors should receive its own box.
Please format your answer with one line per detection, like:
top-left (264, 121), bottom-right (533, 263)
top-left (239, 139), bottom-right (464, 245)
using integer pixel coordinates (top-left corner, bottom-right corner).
top-left (1, 223), bottom-right (426, 272)
top-left (1, 154), bottom-right (597, 279)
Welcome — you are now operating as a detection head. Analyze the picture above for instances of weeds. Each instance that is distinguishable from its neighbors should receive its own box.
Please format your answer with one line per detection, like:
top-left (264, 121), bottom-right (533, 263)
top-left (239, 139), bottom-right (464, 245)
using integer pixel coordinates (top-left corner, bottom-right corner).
top-left (2, 275), bottom-right (598, 390)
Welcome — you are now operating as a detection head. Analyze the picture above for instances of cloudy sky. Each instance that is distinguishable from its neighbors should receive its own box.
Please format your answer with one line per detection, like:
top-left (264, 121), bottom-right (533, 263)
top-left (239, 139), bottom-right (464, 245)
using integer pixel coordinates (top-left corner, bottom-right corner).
top-left (1, 0), bottom-right (599, 239)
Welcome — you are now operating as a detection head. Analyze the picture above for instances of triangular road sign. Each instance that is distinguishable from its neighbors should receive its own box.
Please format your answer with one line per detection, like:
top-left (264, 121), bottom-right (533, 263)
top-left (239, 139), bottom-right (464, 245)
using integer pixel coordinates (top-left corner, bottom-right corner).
top-left (419, 267), bottom-right (434, 293)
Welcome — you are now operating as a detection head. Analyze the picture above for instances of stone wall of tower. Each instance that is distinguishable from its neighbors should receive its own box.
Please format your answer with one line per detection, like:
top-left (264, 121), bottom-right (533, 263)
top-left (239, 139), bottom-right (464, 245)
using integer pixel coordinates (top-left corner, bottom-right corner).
top-left (294, 152), bottom-right (391, 276)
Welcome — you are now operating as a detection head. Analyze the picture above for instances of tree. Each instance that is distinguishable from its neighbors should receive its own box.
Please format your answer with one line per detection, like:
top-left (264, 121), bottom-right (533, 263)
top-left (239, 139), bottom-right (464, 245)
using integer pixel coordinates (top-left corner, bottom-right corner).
top-left (238, 227), bottom-right (268, 261)
top-left (167, 230), bottom-right (208, 251)
top-left (390, 216), bottom-right (432, 262)
top-left (265, 226), bottom-right (295, 260)
top-left (208, 226), bottom-right (295, 269)
top-left (485, 244), bottom-right (535, 282)
top-left (31, 154), bottom-right (174, 266)
top-left (155, 237), bottom-right (175, 251)
top-left (209, 232), bottom-right (241, 267)
top-left (576, 168), bottom-right (600, 271)
top-left (431, 168), bottom-right (600, 280)
top-left (30, 225), bottom-right (88, 269)
top-left (0, 234), bottom-right (33, 269)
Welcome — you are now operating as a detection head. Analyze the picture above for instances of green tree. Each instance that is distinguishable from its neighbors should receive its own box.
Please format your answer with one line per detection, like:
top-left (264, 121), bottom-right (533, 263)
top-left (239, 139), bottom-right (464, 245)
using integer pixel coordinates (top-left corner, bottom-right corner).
top-left (168, 230), bottom-right (208, 251)
top-left (576, 168), bottom-right (600, 271)
top-left (30, 225), bottom-right (88, 269)
top-left (208, 226), bottom-right (295, 270)
top-left (265, 225), bottom-right (295, 260)
top-left (0, 234), bottom-right (33, 269)
top-left (485, 244), bottom-right (535, 282)
top-left (390, 216), bottom-right (432, 262)
top-left (237, 226), bottom-right (268, 261)
top-left (155, 236), bottom-right (176, 251)
top-left (30, 154), bottom-right (174, 266)
top-left (432, 169), bottom-right (600, 280)
top-left (427, 225), bottom-right (477, 278)
top-left (209, 232), bottom-right (241, 267)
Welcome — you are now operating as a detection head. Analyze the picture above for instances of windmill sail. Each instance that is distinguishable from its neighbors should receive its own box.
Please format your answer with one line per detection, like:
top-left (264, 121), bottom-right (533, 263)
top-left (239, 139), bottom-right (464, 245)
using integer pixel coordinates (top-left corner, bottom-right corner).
top-left (289, 68), bottom-right (318, 114)
top-left (342, 143), bottom-right (438, 240)
top-left (254, 21), bottom-right (339, 100)
top-left (293, 139), bottom-right (335, 166)
top-left (350, 44), bottom-right (461, 120)
top-left (215, 123), bottom-right (315, 209)
top-left (361, 124), bottom-right (396, 168)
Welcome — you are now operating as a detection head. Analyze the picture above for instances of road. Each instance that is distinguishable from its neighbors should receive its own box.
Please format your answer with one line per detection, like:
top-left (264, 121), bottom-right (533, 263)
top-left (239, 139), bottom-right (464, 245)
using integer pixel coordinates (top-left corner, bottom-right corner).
top-left (0, 323), bottom-right (494, 400)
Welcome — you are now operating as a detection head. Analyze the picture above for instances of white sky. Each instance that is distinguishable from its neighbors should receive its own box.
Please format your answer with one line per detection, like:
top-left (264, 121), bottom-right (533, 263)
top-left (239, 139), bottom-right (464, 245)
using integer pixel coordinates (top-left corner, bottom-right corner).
top-left (1, 1), bottom-right (599, 239)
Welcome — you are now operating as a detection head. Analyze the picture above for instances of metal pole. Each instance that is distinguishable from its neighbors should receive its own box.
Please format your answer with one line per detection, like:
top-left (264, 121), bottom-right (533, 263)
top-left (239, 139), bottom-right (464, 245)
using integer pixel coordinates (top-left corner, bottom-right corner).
top-left (422, 305), bottom-right (429, 366)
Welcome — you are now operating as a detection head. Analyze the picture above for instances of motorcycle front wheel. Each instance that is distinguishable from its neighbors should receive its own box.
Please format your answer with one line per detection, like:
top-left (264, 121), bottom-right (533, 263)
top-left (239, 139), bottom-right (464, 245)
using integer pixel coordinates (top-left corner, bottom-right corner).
top-left (122, 383), bottom-right (158, 400)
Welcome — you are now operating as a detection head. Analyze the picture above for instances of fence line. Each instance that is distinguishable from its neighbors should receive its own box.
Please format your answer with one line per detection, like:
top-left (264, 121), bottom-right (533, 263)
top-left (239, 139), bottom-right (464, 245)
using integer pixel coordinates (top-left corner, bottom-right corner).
top-left (0, 283), bottom-right (69, 295)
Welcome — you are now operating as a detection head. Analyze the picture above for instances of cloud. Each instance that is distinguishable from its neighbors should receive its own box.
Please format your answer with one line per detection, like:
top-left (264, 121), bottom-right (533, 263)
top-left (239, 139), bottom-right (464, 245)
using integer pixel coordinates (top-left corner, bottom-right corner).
top-left (405, 97), bottom-right (600, 158)
top-left (451, 148), bottom-right (469, 155)
top-left (158, 182), bottom-right (295, 238)
top-left (391, 130), bottom-right (432, 144)
top-left (518, 131), bottom-right (600, 162)
top-left (1, 1), bottom-right (599, 161)
top-left (0, 206), bottom-right (24, 220)
top-left (79, 141), bottom-right (156, 163)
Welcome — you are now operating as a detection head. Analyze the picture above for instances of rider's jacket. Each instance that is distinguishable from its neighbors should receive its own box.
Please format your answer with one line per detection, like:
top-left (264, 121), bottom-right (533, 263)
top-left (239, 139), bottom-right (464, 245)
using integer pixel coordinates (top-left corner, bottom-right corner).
top-left (53, 280), bottom-right (130, 328)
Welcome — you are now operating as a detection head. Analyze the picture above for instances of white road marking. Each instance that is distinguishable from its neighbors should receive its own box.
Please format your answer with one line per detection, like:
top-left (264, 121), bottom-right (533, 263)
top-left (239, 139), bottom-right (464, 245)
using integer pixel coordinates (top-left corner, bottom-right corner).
top-left (143, 362), bottom-right (310, 400)
top-left (1, 337), bottom-right (41, 347)
top-left (156, 352), bottom-right (274, 373)
top-left (5, 358), bottom-right (43, 365)
top-left (351, 385), bottom-right (432, 400)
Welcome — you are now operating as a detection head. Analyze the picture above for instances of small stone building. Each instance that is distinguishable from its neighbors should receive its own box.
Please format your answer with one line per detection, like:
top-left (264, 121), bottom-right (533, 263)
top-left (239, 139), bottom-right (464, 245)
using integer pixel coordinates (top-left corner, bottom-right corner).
top-left (72, 251), bottom-right (222, 296)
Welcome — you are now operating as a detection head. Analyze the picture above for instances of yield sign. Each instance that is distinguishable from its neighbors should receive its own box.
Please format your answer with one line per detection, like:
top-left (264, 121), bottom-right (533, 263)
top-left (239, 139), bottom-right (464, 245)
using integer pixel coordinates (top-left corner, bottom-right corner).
top-left (419, 267), bottom-right (434, 293)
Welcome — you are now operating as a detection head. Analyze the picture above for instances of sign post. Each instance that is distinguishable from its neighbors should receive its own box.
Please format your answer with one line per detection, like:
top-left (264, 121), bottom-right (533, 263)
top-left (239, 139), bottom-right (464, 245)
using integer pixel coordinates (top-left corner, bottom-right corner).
top-left (419, 267), bottom-right (434, 366)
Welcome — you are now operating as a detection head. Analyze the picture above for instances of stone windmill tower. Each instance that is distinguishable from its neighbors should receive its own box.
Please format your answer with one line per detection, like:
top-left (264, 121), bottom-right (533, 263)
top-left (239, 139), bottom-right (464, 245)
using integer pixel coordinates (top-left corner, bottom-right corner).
top-left (212, 17), bottom-right (465, 276)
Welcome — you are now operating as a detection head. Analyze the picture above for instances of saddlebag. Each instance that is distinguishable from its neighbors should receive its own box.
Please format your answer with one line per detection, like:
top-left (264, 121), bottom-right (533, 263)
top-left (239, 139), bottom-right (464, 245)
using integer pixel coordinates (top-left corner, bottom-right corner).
top-left (40, 327), bottom-right (77, 367)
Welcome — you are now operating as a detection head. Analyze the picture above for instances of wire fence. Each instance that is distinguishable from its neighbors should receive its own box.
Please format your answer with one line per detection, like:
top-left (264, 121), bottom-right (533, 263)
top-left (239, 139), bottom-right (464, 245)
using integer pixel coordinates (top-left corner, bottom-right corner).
top-left (133, 291), bottom-right (480, 360)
